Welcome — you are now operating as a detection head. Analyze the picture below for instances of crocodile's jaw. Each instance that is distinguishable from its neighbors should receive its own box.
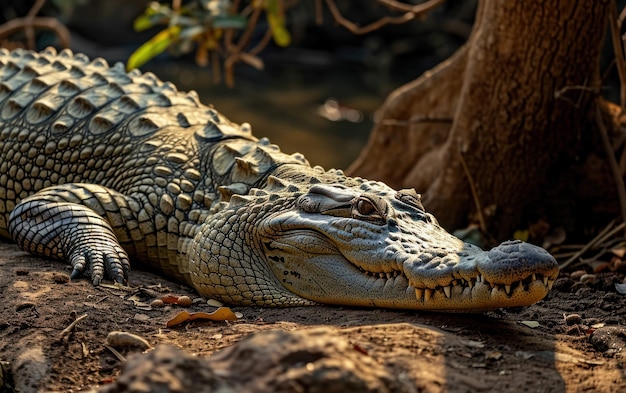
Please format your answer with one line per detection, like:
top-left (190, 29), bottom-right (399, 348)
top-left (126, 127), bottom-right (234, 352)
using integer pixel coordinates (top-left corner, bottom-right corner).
top-left (251, 179), bottom-right (558, 310)
top-left (259, 219), bottom-right (558, 311)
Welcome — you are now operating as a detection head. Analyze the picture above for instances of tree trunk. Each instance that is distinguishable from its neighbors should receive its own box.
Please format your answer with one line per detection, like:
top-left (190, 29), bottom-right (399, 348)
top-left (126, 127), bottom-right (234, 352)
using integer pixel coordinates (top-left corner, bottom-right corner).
top-left (348, 0), bottom-right (613, 241)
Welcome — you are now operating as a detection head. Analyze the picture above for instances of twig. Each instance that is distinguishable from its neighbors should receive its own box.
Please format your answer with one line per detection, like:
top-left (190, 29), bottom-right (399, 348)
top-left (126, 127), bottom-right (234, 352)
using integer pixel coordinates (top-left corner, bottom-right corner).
top-left (553, 83), bottom-right (601, 108)
top-left (619, 4), bottom-right (626, 28)
top-left (376, 0), bottom-right (446, 13)
top-left (458, 148), bottom-right (495, 244)
top-left (324, 0), bottom-right (417, 35)
top-left (104, 345), bottom-right (126, 362)
top-left (559, 220), bottom-right (625, 270)
top-left (25, 0), bottom-right (46, 48)
top-left (249, 26), bottom-right (273, 56)
top-left (596, 105), bottom-right (626, 235)
top-left (59, 313), bottom-right (88, 341)
top-left (223, 0), bottom-right (264, 87)
top-left (0, 17), bottom-right (71, 49)
top-left (609, 2), bottom-right (626, 110)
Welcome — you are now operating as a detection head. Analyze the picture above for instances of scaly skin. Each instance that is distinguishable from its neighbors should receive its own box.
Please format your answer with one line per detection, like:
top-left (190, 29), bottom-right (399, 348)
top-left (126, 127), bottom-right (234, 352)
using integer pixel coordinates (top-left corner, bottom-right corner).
top-left (0, 47), bottom-right (558, 310)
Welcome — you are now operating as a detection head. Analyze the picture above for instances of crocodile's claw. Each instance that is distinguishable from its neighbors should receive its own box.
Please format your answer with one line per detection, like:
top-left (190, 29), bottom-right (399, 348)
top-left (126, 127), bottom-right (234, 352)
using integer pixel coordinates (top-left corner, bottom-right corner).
top-left (69, 246), bottom-right (130, 285)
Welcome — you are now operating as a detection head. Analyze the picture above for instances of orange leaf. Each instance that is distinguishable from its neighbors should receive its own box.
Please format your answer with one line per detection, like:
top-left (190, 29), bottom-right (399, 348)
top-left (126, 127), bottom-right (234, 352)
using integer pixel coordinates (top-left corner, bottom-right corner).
top-left (160, 295), bottom-right (179, 304)
top-left (166, 307), bottom-right (239, 327)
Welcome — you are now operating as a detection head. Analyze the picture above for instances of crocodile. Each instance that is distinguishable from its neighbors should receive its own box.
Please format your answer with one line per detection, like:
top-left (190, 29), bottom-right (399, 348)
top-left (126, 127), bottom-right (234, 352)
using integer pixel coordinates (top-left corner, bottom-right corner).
top-left (0, 47), bottom-right (558, 310)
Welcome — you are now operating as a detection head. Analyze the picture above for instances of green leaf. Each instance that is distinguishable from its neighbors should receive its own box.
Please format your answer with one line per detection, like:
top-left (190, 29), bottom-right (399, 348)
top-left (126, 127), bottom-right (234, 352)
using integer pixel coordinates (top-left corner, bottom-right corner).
top-left (127, 26), bottom-right (181, 71)
top-left (133, 1), bottom-right (174, 31)
top-left (265, 0), bottom-right (291, 47)
top-left (213, 15), bottom-right (247, 29)
top-left (134, 13), bottom-right (165, 32)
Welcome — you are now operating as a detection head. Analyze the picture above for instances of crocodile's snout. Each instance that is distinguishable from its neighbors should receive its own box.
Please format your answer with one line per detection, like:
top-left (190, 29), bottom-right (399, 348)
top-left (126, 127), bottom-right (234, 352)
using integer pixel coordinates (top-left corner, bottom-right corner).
top-left (485, 240), bottom-right (558, 283)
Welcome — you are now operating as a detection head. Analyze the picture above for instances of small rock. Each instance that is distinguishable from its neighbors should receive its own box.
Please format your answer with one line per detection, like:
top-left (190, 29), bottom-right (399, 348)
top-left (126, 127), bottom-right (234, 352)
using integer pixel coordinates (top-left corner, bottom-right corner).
top-left (176, 296), bottom-right (192, 307)
top-left (98, 329), bottom-right (411, 393)
top-left (579, 274), bottom-right (595, 283)
top-left (569, 270), bottom-right (586, 280)
top-left (106, 331), bottom-right (152, 351)
top-left (98, 345), bottom-right (218, 393)
top-left (564, 314), bottom-right (582, 326)
top-left (589, 326), bottom-right (626, 354)
top-left (150, 299), bottom-right (165, 308)
top-left (132, 314), bottom-right (150, 322)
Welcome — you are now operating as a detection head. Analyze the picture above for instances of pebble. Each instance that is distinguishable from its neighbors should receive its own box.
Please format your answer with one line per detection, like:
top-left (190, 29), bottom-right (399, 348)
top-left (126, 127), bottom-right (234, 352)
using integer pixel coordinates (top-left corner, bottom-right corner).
top-left (176, 296), bottom-right (192, 307)
top-left (589, 326), bottom-right (626, 354)
top-left (150, 299), bottom-right (165, 307)
top-left (579, 274), bottom-right (595, 283)
top-left (106, 331), bottom-right (152, 350)
top-left (570, 270), bottom-right (586, 280)
top-left (565, 313), bottom-right (582, 325)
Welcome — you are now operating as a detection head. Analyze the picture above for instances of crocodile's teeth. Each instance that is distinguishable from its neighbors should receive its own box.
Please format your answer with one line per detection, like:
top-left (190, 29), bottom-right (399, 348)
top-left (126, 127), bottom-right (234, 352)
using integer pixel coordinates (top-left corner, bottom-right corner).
top-left (424, 289), bottom-right (433, 302)
top-left (476, 275), bottom-right (482, 283)
top-left (543, 276), bottom-right (549, 286)
top-left (379, 273), bottom-right (385, 278)
top-left (415, 288), bottom-right (424, 300)
top-left (443, 285), bottom-right (451, 298)
top-left (504, 284), bottom-right (511, 295)
top-left (468, 279), bottom-right (474, 289)
top-left (548, 279), bottom-right (555, 290)
top-left (532, 273), bottom-right (537, 282)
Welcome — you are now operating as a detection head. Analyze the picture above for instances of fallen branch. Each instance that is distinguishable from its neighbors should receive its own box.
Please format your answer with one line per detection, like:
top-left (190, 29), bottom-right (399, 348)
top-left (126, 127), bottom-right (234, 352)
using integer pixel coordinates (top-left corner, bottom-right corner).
top-left (325, 0), bottom-right (418, 35)
top-left (559, 220), bottom-right (626, 270)
top-left (59, 313), bottom-right (88, 342)
top-left (596, 105), bottom-right (626, 236)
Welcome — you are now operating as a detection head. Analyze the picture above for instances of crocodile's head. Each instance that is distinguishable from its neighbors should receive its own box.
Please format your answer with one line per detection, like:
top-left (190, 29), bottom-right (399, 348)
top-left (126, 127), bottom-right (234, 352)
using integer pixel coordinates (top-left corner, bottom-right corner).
top-left (190, 170), bottom-right (559, 311)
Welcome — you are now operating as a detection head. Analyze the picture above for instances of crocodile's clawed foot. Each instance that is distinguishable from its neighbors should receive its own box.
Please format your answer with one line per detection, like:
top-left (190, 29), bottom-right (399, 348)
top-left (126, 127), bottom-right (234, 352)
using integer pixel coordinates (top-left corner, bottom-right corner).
top-left (9, 199), bottom-right (131, 286)
top-left (69, 246), bottom-right (130, 285)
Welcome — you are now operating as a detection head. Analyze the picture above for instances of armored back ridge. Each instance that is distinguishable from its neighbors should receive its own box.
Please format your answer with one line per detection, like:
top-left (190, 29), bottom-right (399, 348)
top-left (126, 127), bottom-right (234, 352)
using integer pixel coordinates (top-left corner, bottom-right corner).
top-left (0, 48), bottom-right (559, 310)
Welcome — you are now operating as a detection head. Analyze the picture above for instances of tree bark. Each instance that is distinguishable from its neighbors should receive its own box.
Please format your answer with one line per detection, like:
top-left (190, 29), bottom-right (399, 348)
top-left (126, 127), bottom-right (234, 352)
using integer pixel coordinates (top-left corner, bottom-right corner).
top-left (348, 0), bottom-right (612, 241)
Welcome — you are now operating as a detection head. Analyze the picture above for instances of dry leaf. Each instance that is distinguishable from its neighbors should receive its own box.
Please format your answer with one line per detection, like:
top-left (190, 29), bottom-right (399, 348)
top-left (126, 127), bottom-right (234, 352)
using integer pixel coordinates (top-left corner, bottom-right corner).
top-left (166, 307), bottom-right (239, 327)
top-left (99, 282), bottom-right (133, 292)
top-left (207, 299), bottom-right (224, 307)
top-left (464, 340), bottom-right (485, 348)
top-left (485, 350), bottom-right (503, 360)
top-left (615, 283), bottom-right (626, 294)
top-left (160, 295), bottom-right (180, 304)
top-left (520, 320), bottom-right (540, 328)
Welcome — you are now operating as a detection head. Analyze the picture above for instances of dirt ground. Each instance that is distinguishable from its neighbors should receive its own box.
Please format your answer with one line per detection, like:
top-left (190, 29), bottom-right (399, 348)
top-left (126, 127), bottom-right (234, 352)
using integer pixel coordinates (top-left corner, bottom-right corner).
top-left (0, 239), bottom-right (625, 393)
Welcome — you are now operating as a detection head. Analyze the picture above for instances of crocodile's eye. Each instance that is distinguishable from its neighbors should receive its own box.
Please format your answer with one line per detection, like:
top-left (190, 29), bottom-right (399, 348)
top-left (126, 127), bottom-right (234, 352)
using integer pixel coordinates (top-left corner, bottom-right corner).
top-left (352, 197), bottom-right (386, 223)
top-left (356, 199), bottom-right (376, 215)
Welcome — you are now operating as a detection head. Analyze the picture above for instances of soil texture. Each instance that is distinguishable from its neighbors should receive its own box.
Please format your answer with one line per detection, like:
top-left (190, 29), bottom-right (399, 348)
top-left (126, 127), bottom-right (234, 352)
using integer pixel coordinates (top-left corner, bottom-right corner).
top-left (0, 240), bottom-right (625, 392)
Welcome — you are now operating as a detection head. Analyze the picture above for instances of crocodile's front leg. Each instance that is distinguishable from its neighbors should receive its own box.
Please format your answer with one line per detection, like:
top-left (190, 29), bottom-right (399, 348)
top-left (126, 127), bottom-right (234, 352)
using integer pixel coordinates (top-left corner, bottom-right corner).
top-left (7, 184), bottom-right (139, 284)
